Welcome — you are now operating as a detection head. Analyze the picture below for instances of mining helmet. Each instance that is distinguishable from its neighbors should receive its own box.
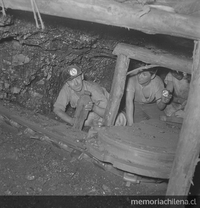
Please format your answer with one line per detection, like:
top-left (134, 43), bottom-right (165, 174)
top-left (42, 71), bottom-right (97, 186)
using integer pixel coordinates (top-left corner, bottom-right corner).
top-left (63, 65), bottom-right (82, 81)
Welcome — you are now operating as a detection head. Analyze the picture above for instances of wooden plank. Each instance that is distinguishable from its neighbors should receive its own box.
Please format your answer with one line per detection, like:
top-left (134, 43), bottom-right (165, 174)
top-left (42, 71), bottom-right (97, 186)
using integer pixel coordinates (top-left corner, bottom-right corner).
top-left (4, 0), bottom-right (200, 40)
top-left (104, 54), bottom-right (129, 126)
top-left (0, 103), bottom-right (129, 180)
top-left (166, 41), bottom-right (200, 195)
top-left (113, 43), bottom-right (192, 74)
top-left (0, 103), bottom-right (86, 151)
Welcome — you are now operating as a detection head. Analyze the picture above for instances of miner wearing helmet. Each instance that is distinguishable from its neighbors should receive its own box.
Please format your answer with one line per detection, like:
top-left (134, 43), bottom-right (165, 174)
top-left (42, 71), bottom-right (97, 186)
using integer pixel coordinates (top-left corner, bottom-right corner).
top-left (163, 70), bottom-right (190, 118)
top-left (53, 65), bottom-right (126, 127)
top-left (126, 69), bottom-right (172, 126)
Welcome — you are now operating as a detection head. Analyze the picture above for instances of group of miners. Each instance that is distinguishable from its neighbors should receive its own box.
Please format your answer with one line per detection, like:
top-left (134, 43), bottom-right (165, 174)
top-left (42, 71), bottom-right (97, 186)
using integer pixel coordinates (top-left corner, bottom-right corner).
top-left (53, 64), bottom-right (190, 128)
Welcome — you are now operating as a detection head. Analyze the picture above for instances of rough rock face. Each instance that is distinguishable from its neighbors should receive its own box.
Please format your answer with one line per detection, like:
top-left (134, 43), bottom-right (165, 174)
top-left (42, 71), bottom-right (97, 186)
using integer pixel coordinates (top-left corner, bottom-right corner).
top-left (0, 12), bottom-right (138, 115)
top-left (0, 11), bottom-right (147, 115)
top-left (0, 10), bottom-right (193, 115)
top-left (0, 11), bottom-right (122, 114)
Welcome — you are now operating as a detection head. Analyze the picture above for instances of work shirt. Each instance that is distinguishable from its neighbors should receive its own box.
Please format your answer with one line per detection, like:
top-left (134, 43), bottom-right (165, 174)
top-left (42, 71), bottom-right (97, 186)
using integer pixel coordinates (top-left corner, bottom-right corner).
top-left (126, 75), bottom-right (164, 104)
top-left (164, 72), bottom-right (189, 100)
top-left (54, 80), bottom-right (109, 111)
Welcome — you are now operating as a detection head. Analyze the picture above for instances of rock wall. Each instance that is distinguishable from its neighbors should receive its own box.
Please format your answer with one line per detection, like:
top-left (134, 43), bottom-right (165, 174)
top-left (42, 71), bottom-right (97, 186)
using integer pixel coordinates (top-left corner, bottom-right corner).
top-left (0, 11), bottom-right (125, 114)
top-left (0, 10), bottom-right (193, 115)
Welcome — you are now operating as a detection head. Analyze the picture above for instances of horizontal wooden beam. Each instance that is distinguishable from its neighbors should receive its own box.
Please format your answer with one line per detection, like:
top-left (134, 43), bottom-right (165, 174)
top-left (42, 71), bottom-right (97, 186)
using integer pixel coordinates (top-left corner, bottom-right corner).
top-left (0, 103), bottom-right (86, 152)
top-left (113, 43), bottom-right (192, 74)
top-left (4, 0), bottom-right (200, 40)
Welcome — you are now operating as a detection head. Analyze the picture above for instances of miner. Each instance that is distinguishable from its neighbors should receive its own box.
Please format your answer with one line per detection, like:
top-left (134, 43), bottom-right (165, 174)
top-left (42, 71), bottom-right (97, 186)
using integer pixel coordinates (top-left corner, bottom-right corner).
top-left (126, 69), bottom-right (172, 126)
top-left (54, 65), bottom-right (126, 127)
top-left (164, 70), bottom-right (190, 118)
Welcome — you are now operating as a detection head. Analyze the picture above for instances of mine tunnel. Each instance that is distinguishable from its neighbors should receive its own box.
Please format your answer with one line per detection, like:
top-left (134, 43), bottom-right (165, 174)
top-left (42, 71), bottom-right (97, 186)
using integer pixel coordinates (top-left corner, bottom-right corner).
top-left (0, 0), bottom-right (200, 206)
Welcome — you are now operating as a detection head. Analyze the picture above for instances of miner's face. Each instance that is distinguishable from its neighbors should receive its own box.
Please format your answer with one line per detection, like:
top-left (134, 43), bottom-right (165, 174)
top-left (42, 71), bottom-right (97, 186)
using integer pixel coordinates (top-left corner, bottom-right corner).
top-left (137, 71), bottom-right (152, 86)
top-left (67, 75), bottom-right (83, 92)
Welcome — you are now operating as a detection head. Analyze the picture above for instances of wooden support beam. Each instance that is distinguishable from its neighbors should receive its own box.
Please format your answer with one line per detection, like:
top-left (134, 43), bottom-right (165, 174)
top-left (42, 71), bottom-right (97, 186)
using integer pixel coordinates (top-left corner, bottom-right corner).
top-left (104, 54), bottom-right (129, 126)
top-left (105, 42), bottom-right (192, 126)
top-left (0, 103), bottom-right (86, 152)
top-left (4, 0), bottom-right (200, 40)
top-left (166, 40), bottom-right (200, 195)
top-left (113, 43), bottom-right (192, 74)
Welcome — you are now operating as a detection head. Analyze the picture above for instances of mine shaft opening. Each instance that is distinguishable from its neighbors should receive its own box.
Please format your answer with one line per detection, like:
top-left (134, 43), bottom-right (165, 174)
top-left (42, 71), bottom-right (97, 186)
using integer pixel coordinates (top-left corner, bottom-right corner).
top-left (0, 5), bottom-right (199, 197)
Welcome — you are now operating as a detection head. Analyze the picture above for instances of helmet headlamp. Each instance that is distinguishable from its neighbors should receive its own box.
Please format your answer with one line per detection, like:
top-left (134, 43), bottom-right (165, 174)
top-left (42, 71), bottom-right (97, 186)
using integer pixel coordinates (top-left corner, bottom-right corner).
top-left (63, 65), bottom-right (82, 81)
top-left (69, 68), bottom-right (78, 77)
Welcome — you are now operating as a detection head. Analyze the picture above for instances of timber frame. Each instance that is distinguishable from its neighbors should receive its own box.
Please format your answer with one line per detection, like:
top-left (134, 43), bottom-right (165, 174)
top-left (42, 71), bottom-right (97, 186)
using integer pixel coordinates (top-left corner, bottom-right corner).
top-left (4, 0), bottom-right (200, 196)
top-left (104, 43), bottom-right (192, 126)
top-left (104, 41), bottom-right (200, 196)
top-left (4, 0), bottom-right (200, 40)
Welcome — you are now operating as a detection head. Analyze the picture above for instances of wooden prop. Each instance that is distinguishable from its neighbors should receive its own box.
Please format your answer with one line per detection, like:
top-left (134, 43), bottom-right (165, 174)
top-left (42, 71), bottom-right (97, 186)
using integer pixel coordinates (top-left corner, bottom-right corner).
top-left (4, 0), bottom-right (200, 40)
top-left (104, 54), bottom-right (129, 126)
top-left (73, 90), bottom-right (91, 130)
top-left (0, 103), bottom-right (86, 151)
top-left (166, 41), bottom-right (200, 195)
top-left (113, 43), bottom-right (192, 74)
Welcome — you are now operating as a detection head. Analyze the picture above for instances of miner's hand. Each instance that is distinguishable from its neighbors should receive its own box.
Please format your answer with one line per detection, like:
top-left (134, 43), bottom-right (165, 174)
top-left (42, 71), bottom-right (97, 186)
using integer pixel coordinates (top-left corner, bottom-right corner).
top-left (161, 89), bottom-right (172, 104)
top-left (84, 101), bottom-right (93, 111)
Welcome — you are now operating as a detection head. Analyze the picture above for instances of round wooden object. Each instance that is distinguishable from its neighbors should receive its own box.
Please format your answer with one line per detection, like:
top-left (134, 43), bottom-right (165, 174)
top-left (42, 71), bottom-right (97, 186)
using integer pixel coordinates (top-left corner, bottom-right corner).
top-left (86, 119), bottom-right (180, 179)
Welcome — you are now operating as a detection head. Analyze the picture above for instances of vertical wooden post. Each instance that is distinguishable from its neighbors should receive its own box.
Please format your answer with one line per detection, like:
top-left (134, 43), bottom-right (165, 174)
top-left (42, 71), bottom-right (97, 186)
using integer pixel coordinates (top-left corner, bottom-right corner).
top-left (73, 91), bottom-right (91, 130)
top-left (104, 54), bottom-right (130, 126)
top-left (166, 40), bottom-right (200, 195)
